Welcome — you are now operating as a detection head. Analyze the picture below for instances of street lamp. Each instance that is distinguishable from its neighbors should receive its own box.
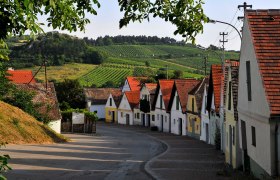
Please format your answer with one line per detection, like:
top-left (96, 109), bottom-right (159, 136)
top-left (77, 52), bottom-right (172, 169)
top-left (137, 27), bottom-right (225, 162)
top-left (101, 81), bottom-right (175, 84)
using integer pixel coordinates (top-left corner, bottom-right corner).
top-left (208, 19), bottom-right (242, 41)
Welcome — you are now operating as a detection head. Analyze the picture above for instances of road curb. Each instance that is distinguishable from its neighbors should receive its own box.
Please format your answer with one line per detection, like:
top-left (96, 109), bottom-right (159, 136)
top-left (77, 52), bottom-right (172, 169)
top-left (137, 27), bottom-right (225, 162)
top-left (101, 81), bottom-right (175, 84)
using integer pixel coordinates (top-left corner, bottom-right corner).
top-left (143, 134), bottom-right (170, 180)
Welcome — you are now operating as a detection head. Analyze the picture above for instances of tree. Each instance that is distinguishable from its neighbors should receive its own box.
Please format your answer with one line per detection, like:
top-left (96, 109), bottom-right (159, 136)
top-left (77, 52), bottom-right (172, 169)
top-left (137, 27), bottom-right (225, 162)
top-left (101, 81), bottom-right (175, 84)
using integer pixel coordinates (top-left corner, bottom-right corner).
top-left (172, 70), bottom-right (183, 79)
top-left (55, 79), bottom-right (85, 110)
top-left (83, 49), bottom-right (108, 64)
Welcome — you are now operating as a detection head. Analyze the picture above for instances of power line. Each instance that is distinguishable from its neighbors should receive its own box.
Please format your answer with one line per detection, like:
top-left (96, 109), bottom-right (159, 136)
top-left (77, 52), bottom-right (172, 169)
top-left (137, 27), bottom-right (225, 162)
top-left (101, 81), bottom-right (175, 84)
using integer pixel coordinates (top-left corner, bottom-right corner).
top-left (224, 8), bottom-right (239, 32)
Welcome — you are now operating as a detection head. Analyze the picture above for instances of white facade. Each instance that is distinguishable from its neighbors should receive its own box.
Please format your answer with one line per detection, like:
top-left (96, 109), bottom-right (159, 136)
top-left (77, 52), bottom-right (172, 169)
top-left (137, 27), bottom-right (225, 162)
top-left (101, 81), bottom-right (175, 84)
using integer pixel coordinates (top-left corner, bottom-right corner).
top-left (200, 85), bottom-right (210, 143)
top-left (154, 90), bottom-right (170, 132)
top-left (89, 104), bottom-right (105, 119)
top-left (238, 18), bottom-right (275, 177)
top-left (48, 119), bottom-right (61, 134)
top-left (133, 108), bottom-right (142, 125)
top-left (170, 91), bottom-right (187, 135)
top-left (118, 93), bottom-right (134, 125)
top-left (139, 85), bottom-right (155, 127)
top-left (122, 79), bottom-right (131, 92)
top-left (105, 94), bottom-right (118, 108)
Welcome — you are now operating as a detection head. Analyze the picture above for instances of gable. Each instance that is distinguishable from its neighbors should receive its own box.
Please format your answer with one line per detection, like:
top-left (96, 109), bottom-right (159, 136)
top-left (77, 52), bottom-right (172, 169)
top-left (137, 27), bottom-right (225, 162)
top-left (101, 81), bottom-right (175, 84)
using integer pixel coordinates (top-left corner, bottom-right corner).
top-left (118, 93), bottom-right (132, 110)
top-left (105, 94), bottom-right (117, 108)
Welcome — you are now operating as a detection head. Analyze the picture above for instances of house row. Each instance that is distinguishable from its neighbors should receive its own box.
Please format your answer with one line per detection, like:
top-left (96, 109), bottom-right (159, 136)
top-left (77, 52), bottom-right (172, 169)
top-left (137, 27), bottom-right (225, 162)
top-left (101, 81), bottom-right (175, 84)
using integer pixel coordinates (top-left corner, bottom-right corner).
top-left (85, 9), bottom-right (280, 178)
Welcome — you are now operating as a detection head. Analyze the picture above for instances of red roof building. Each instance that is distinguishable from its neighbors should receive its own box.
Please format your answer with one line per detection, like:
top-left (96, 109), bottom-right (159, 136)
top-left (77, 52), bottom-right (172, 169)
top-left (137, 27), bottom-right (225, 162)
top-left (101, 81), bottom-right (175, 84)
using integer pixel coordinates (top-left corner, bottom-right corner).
top-left (125, 91), bottom-right (140, 109)
top-left (7, 70), bottom-right (36, 84)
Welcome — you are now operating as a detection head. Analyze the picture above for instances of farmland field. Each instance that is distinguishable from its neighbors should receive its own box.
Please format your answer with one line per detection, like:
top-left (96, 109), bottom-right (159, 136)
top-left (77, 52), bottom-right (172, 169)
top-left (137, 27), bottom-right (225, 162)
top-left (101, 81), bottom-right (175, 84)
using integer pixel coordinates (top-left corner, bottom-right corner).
top-left (25, 63), bottom-right (97, 82)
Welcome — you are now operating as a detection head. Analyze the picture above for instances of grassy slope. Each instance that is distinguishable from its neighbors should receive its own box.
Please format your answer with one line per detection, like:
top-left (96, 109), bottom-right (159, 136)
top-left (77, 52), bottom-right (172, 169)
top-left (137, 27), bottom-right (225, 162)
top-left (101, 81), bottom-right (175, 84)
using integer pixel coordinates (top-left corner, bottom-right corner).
top-left (25, 63), bottom-right (96, 82)
top-left (0, 101), bottom-right (67, 144)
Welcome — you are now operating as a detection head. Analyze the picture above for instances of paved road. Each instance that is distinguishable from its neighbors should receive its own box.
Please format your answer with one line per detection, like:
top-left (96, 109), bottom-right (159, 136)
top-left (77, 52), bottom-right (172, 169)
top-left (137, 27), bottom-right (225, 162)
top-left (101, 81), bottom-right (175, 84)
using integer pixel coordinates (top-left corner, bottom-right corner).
top-left (3, 124), bottom-right (165, 180)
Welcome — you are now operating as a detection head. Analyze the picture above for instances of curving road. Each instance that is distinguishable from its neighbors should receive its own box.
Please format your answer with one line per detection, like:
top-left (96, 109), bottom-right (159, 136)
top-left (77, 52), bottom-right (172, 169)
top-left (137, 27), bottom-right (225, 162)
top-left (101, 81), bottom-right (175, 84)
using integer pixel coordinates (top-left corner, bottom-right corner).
top-left (3, 124), bottom-right (165, 180)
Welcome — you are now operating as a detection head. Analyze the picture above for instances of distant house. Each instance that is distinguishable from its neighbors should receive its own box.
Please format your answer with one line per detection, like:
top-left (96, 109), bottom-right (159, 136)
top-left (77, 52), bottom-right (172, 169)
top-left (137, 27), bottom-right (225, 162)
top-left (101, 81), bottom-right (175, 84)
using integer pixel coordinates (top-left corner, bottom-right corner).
top-left (138, 83), bottom-right (157, 127)
top-left (118, 91), bottom-right (140, 125)
top-left (7, 69), bottom-right (36, 84)
top-left (207, 65), bottom-right (223, 147)
top-left (16, 83), bottom-right (61, 133)
top-left (84, 88), bottom-right (120, 119)
top-left (200, 79), bottom-right (210, 143)
top-left (154, 80), bottom-right (174, 132)
top-left (170, 79), bottom-right (200, 135)
top-left (238, 9), bottom-right (280, 177)
top-left (224, 64), bottom-right (242, 169)
top-left (186, 78), bottom-right (208, 139)
top-left (105, 89), bottom-right (122, 123)
top-left (122, 76), bottom-right (146, 92)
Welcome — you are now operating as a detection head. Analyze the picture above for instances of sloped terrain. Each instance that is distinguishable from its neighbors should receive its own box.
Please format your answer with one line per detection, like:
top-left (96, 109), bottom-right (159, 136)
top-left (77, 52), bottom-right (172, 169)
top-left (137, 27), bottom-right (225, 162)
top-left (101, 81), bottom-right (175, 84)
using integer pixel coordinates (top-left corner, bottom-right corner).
top-left (0, 101), bottom-right (67, 144)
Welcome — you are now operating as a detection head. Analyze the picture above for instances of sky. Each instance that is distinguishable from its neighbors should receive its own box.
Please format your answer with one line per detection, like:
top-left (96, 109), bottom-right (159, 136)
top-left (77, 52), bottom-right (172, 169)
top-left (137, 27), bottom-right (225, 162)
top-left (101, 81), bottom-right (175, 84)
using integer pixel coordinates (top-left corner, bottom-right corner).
top-left (38, 0), bottom-right (280, 51)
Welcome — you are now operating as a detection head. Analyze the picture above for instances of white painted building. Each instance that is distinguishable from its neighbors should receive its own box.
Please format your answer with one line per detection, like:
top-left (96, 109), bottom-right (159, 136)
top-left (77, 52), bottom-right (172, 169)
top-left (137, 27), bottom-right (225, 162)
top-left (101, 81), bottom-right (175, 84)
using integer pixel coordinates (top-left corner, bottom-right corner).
top-left (170, 79), bottom-right (200, 136)
top-left (200, 85), bottom-right (210, 143)
top-left (118, 91), bottom-right (140, 125)
top-left (154, 80), bottom-right (174, 132)
top-left (238, 9), bottom-right (280, 178)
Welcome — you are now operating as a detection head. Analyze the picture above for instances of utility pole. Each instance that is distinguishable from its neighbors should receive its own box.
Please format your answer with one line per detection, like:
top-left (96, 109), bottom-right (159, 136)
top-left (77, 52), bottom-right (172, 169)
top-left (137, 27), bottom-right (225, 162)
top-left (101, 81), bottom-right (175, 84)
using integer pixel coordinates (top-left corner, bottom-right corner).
top-left (220, 32), bottom-right (228, 67)
top-left (238, 2), bottom-right (253, 20)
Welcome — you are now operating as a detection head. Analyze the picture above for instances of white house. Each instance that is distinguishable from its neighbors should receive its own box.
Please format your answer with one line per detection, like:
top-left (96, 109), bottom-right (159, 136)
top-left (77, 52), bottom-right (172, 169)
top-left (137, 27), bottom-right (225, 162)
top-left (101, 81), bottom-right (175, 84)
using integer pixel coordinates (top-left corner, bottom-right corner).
top-left (200, 82), bottom-right (210, 143)
top-left (118, 91), bottom-right (140, 125)
top-left (238, 9), bottom-right (280, 178)
top-left (139, 83), bottom-right (157, 127)
top-left (206, 65), bottom-right (223, 148)
top-left (84, 88), bottom-right (120, 119)
top-left (122, 76), bottom-right (146, 92)
top-left (154, 80), bottom-right (174, 132)
top-left (170, 79), bottom-right (200, 136)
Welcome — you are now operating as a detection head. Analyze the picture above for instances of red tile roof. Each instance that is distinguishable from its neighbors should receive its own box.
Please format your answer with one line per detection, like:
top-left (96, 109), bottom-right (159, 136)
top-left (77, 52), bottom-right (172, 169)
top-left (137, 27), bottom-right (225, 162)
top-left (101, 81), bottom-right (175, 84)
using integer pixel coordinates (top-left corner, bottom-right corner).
top-left (211, 64), bottom-right (223, 112)
top-left (126, 77), bottom-right (147, 91)
top-left (189, 77), bottom-right (209, 113)
top-left (125, 91), bottom-right (140, 109)
top-left (174, 79), bottom-right (200, 113)
top-left (7, 70), bottom-right (36, 84)
top-left (84, 88), bottom-right (121, 104)
top-left (158, 80), bottom-right (174, 111)
top-left (111, 89), bottom-right (122, 107)
top-left (246, 9), bottom-right (280, 115)
top-left (144, 83), bottom-right (157, 94)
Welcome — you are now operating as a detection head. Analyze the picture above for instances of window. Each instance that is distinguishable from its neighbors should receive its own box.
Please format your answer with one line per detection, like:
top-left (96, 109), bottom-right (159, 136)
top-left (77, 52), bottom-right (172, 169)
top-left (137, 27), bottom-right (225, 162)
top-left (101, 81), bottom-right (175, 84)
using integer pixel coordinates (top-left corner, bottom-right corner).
top-left (137, 113), bottom-right (140, 119)
top-left (157, 114), bottom-right (159, 120)
top-left (108, 111), bottom-right (111, 115)
top-left (246, 61), bottom-right (252, 101)
top-left (152, 115), bottom-right (155, 121)
top-left (121, 112), bottom-right (123, 117)
top-left (174, 119), bottom-right (175, 124)
top-left (165, 116), bottom-right (167, 122)
top-left (204, 96), bottom-right (207, 114)
top-left (251, 126), bottom-right (256, 147)
top-left (110, 98), bottom-right (112, 106)
top-left (192, 98), bottom-right (194, 112)
top-left (228, 81), bottom-right (232, 110)
top-left (160, 95), bottom-right (163, 109)
top-left (232, 126), bottom-right (235, 145)
top-left (176, 95), bottom-right (179, 110)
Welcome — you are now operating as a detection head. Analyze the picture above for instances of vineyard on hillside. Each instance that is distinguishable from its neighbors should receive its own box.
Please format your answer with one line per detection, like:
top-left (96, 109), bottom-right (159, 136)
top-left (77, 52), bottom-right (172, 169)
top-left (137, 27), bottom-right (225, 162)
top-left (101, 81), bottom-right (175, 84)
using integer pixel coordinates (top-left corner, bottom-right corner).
top-left (79, 64), bottom-right (134, 87)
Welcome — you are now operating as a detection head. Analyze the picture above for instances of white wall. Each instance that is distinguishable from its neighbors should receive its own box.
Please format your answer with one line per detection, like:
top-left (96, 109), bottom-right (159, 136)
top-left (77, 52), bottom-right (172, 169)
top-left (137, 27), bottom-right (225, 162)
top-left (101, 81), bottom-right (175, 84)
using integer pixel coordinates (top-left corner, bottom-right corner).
top-left (133, 108), bottom-right (142, 125)
top-left (170, 91), bottom-right (186, 135)
top-left (200, 86), bottom-right (210, 143)
top-left (117, 93), bottom-right (134, 125)
top-left (122, 79), bottom-right (131, 92)
top-left (89, 105), bottom-right (105, 119)
top-left (48, 119), bottom-right (61, 134)
top-left (105, 94), bottom-right (117, 108)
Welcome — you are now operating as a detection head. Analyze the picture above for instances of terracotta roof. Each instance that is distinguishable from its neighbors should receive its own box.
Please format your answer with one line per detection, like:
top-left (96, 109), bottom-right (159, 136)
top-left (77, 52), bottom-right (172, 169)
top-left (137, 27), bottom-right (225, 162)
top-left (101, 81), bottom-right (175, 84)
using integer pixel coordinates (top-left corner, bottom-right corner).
top-left (207, 65), bottom-right (223, 113)
top-left (189, 77), bottom-right (209, 113)
top-left (84, 88), bottom-right (121, 104)
top-left (172, 79), bottom-right (200, 113)
top-left (126, 77), bottom-right (147, 91)
top-left (7, 70), bottom-right (36, 84)
top-left (111, 90), bottom-right (122, 107)
top-left (125, 91), bottom-right (140, 109)
top-left (158, 80), bottom-right (174, 111)
top-left (246, 9), bottom-right (280, 115)
top-left (144, 83), bottom-right (157, 94)
top-left (16, 83), bottom-right (61, 120)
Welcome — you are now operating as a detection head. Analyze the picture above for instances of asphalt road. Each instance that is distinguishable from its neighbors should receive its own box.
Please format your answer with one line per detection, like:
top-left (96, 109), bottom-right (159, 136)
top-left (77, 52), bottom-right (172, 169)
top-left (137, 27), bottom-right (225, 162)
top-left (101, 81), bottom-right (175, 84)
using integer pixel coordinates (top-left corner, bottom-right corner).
top-left (3, 124), bottom-right (165, 180)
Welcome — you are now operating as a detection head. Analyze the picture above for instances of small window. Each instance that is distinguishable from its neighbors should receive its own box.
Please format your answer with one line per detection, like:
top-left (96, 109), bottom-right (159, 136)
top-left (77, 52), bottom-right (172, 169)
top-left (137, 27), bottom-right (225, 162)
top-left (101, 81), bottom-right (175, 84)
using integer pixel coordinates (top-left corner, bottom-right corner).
top-left (135, 113), bottom-right (137, 118)
top-left (176, 95), bottom-right (179, 110)
top-left (137, 113), bottom-right (140, 119)
top-left (160, 95), bottom-right (163, 109)
top-left (157, 114), bottom-right (159, 120)
top-left (251, 126), bottom-right (256, 147)
top-left (174, 119), bottom-right (175, 124)
top-left (228, 81), bottom-right (232, 110)
top-left (204, 96), bottom-right (207, 114)
top-left (246, 61), bottom-right (252, 101)
top-left (192, 98), bottom-right (194, 112)
top-left (232, 126), bottom-right (235, 145)
top-left (121, 112), bottom-right (123, 117)
top-left (152, 115), bottom-right (155, 121)
top-left (110, 98), bottom-right (112, 106)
